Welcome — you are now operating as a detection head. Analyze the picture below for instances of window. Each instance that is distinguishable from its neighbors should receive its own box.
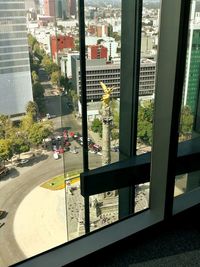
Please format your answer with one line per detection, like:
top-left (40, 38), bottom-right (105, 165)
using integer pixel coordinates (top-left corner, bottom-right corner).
top-left (3, 1), bottom-right (200, 267)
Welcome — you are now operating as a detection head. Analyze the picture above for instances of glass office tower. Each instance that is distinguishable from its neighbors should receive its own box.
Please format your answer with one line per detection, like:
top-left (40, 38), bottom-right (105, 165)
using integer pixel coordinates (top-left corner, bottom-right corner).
top-left (0, 0), bottom-right (33, 117)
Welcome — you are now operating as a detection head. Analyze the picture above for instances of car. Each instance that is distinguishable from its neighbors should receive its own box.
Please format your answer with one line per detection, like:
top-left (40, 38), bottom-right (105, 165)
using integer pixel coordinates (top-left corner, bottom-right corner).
top-left (46, 113), bottom-right (56, 119)
top-left (21, 159), bottom-right (29, 164)
top-left (53, 152), bottom-right (59, 160)
top-left (58, 148), bottom-right (64, 154)
top-left (0, 210), bottom-right (6, 219)
top-left (69, 149), bottom-right (78, 154)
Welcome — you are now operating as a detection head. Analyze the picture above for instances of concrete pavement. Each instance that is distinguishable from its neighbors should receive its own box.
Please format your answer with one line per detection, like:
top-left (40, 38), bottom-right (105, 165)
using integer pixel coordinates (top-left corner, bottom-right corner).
top-left (13, 186), bottom-right (67, 258)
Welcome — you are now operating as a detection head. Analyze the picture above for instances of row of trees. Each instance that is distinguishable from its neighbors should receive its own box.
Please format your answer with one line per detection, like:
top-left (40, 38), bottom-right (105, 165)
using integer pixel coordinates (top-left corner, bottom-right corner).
top-left (91, 100), bottom-right (194, 146)
top-left (0, 102), bottom-right (53, 162)
top-left (28, 34), bottom-right (70, 94)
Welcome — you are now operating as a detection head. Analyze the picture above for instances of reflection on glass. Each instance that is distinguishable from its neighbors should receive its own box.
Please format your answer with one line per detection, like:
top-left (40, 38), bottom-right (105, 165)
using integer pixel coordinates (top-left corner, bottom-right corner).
top-left (135, 182), bottom-right (149, 212)
top-left (174, 171), bottom-right (200, 197)
top-left (136, 1), bottom-right (161, 155)
top-left (175, 0), bottom-right (200, 198)
top-left (89, 191), bottom-right (119, 231)
top-left (65, 173), bottom-right (85, 240)
top-left (174, 174), bottom-right (187, 197)
top-left (179, 0), bottom-right (200, 143)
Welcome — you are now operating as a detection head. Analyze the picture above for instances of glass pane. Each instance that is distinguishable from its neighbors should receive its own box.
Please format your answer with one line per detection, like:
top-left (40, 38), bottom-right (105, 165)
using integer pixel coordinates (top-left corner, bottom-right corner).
top-left (135, 182), bottom-right (149, 212)
top-left (65, 173), bottom-right (85, 240)
top-left (89, 191), bottom-right (119, 231)
top-left (175, 0), bottom-right (200, 195)
top-left (178, 0), bottom-right (199, 143)
top-left (174, 170), bottom-right (200, 197)
top-left (136, 2), bottom-right (161, 155)
top-left (0, 0), bottom-right (82, 265)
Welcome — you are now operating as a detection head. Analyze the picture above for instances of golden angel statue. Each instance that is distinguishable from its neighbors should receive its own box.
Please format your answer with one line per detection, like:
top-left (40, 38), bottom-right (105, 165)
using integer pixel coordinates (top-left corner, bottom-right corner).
top-left (100, 81), bottom-right (114, 107)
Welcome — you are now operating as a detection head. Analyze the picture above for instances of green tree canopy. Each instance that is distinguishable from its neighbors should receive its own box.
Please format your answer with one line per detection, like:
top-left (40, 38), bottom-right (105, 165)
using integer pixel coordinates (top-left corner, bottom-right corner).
top-left (12, 137), bottom-right (30, 157)
top-left (25, 101), bottom-right (38, 121)
top-left (31, 71), bottom-right (39, 84)
top-left (51, 71), bottom-right (60, 86)
top-left (28, 34), bottom-right (38, 51)
top-left (0, 115), bottom-right (13, 139)
top-left (0, 139), bottom-right (13, 161)
top-left (32, 83), bottom-right (45, 114)
top-left (33, 82), bottom-right (45, 100)
top-left (60, 75), bottom-right (69, 90)
top-left (91, 118), bottom-right (102, 136)
top-left (137, 101), bottom-right (154, 145)
top-left (42, 56), bottom-right (59, 75)
top-left (28, 121), bottom-right (53, 147)
top-left (179, 105), bottom-right (194, 140)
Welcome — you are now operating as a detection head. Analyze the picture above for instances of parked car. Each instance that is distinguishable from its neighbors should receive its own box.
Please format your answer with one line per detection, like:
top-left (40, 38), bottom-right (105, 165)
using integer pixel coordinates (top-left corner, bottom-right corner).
top-left (53, 152), bottom-right (59, 160)
top-left (20, 159), bottom-right (29, 164)
top-left (0, 166), bottom-right (9, 177)
top-left (17, 159), bottom-right (29, 166)
top-left (0, 210), bottom-right (6, 219)
top-left (69, 149), bottom-right (78, 154)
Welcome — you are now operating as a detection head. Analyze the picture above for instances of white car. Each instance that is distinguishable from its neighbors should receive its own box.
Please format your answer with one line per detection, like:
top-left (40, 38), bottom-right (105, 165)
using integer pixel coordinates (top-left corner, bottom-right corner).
top-left (53, 152), bottom-right (59, 159)
top-left (21, 159), bottom-right (29, 164)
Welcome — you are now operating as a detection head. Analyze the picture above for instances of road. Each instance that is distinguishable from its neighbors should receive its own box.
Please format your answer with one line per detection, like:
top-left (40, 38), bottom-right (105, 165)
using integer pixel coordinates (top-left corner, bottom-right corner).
top-left (0, 147), bottom-right (113, 267)
top-left (0, 153), bottom-right (63, 267)
top-left (0, 74), bottom-right (119, 266)
top-left (0, 113), bottom-right (118, 267)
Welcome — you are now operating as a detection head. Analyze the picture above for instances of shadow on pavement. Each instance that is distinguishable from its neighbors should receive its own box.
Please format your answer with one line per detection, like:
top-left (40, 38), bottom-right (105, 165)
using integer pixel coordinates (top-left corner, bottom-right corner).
top-left (23, 154), bottom-right (49, 167)
top-left (0, 168), bottom-right (20, 181)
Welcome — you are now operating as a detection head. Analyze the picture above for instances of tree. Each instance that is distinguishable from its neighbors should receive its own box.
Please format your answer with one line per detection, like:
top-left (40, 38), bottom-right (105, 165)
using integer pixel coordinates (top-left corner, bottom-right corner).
top-left (51, 71), bottom-right (60, 86)
top-left (33, 43), bottom-right (45, 63)
top-left (137, 101), bottom-right (154, 145)
top-left (28, 121), bottom-right (53, 147)
top-left (91, 118), bottom-right (102, 136)
top-left (0, 115), bottom-right (13, 139)
top-left (0, 139), bottom-right (13, 161)
top-left (20, 114), bottom-right (34, 136)
top-left (25, 101), bottom-right (38, 121)
top-left (179, 105), bottom-right (194, 140)
top-left (33, 82), bottom-right (44, 100)
top-left (32, 83), bottom-right (45, 114)
top-left (28, 34), bottom-right (37, 51)
top-left (31, 71), bottom-right (39, 84)
top-left (111, 32), bottom-right (121, 42)
top-left (42, 56), bottom-right (59, 75)
top-left (12, 137), bottom-right (30, 157)
top-left (69, 89), bottom-right (79, 111)
top-left (60, 75), bottom-right (69, 90)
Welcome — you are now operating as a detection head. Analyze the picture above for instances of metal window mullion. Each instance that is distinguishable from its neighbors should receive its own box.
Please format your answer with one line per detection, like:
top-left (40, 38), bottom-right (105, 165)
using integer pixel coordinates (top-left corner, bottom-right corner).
top-left (119, 0), bottom-right (142, 218)
top-left (78, 0), bottom-right (90, 234)
top-left (150, 0), bottom-right (191, 220)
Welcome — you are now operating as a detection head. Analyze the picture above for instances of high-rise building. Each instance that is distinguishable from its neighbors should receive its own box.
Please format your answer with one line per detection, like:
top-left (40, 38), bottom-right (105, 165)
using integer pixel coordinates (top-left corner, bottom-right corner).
top-left (184, 27), bottom-right (200, 113)
top-left (69, 0), bottom-right (76, 17)
top-left (55, 0), bottom-right (63, 18)
top-left (50, 35), bottom-right (75, 60)
top-left (0, 0), bottom-right (33, 117)
top-left (71, 56), bottom-right (156, 102)
top-left (44, 0), bottom-right (55, 17)
top-left (183, 0), bottom-right (200, 113)
top-left (24, 0), bottom-right (40, 11)
top-left (87, 45), bottom-right (108, 60)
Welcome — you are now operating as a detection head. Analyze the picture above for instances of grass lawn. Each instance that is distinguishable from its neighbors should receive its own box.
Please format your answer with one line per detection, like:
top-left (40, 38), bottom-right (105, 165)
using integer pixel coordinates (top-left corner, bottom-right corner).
top-left (40, 170), bottom-right (81, 191)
